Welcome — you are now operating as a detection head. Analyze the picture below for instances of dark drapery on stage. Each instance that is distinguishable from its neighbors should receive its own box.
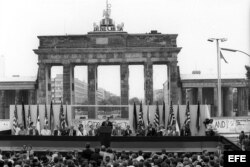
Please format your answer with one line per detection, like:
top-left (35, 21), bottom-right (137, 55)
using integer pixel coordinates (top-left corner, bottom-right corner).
top-left (0, 135), bottom-right (241, 152)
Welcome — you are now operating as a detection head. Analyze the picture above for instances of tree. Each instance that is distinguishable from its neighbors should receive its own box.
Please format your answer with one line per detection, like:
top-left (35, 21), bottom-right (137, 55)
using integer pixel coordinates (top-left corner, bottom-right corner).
top-left (129, 97), bottom-right (140, 105)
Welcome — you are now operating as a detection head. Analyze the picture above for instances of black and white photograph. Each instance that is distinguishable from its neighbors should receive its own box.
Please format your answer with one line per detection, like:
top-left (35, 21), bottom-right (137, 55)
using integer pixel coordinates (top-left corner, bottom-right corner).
top-left (0, 0), bottom-right (250, 166)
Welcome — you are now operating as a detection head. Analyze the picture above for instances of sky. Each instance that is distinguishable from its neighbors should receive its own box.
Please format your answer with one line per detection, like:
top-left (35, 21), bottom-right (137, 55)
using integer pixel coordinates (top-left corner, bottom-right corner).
top-left (0, 0), bottom-right (249, 98)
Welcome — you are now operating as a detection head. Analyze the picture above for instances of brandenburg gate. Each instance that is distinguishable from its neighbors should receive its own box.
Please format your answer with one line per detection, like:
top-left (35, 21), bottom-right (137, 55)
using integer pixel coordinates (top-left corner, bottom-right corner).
top-left (34, 3), bottom-right (181, 118)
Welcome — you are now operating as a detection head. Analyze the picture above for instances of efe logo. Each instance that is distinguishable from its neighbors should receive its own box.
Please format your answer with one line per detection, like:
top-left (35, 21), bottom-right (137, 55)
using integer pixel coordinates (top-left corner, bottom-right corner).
top-left (228, 155), bottom-right (246, 162)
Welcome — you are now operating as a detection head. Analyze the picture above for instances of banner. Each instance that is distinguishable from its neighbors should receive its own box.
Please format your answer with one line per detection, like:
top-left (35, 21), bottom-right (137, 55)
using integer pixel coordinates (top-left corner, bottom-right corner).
top-left (71, 119), bottom-right (129, 130)
top-left (212, 117), bottom-right (250, 134)
top-left (0, 119), bottom-right (11, 131)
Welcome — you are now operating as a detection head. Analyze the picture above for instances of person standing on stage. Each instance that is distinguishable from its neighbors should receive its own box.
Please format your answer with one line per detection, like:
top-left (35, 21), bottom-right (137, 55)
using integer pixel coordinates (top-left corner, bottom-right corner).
top-left (88, 125), bottom-right (96, 136)
top-left (77, 124), bottom-right (84, 136)
top-left (101, 117), bottom-right (113, 128)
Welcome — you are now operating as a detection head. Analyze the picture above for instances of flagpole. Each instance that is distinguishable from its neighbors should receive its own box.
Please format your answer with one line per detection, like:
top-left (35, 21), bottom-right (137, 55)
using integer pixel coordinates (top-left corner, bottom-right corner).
top-left (208, 38), bottom-right (227, 117)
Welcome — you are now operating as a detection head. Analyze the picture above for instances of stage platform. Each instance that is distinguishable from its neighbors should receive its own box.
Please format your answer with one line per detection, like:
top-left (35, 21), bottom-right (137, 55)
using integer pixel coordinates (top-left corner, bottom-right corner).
top-left (0, 135), bottom-right (241, 152)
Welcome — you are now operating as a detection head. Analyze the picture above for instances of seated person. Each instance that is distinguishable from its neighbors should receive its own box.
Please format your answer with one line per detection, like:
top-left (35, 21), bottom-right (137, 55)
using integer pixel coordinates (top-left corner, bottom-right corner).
top-left (41, 125), bottom-right (51, 136)
top-left (146, 124), bottom-right (156, 136)
top-left (136, 125), bottom-right (146, 136)
top-left (18, 125), bottom-right (27, 135)
top-left (53, 125), bottom-right (61, 136)
top-left (122, 125), bottom-right (132, 136)
top-left (68, 125), bottom-right (76, 136)
top-left (29, 123), bottom-right (39, 136)
top-left (112, 124), bottom-right (123, 136)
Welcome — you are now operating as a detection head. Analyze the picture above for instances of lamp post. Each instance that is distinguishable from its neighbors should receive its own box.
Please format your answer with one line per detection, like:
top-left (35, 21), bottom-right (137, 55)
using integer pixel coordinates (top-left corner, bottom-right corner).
top-left (208, 38), bottom-right (227, 116)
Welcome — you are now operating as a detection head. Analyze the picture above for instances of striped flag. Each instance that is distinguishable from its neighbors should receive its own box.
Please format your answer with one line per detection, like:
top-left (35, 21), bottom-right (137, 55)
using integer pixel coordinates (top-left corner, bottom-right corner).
top-left (27, 105), bottom-right (32, 127)
top-left (154, 102), bottom-right (160, 127)
top-left (50, 101), bottom-right (54, 131)
top-left (21, 101), bottom-right (26, 129)
top-left (167, 101), bottom-right (175, 127)
top-left (44, 103), bottom-right (49, 126)
top-left (60, 101), bottom-right (67, 129)
top-left (138, 101), bottom-right (144, 127)
top-left (184, 101), bottom-right (191, 127)
top-left (162, 101), bottom-right (166, 127)
top-left (196, 101), bottom-right (201, 131)
top-left (36, 104), bottom-right (41, 134)
top-left (12, 103), bottom-right (18, 134)
top-left (133, 102), bottom-right (138, 131)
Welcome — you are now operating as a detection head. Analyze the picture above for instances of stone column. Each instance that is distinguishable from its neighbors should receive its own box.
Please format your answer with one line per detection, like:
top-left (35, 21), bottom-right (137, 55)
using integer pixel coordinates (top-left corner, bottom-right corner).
top-left (198, 87), bottom-right (203, 104)
top-left (237, 87), bottom-right (249, 116)
top-left (168, 62), bottom-right (179, 104)
top-left (15, 90), bottom-right (22, 104)
top-left (37, 63), bottom-right (47, 104)
top-left (0, 90), bottom-right (5, 119)
top-left (63, 63), bottom-right (74, 105)
top-left (120, 64), bottom-right (129, 118)
top-left (224, 87), bottom-right (233, 116)
top-left (45, 65), bottom-right (51, 104)
top-left (144, 62), bottom-right (153, 104)
top-left (88, 64), bottom-right (98, 119)
top-left (28, 89), bottom-right (37, 105)
top-left (213, 87), bottom-right (218, 117)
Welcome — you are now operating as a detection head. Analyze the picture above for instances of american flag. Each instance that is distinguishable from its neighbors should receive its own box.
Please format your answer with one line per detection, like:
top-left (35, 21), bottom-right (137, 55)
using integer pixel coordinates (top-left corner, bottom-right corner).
top-left (167, 101), bottom-right (176, 127)
top-left (154, 102), bottom-right (160, 127)
top-left (36, 104), bottom-right (41, 134)
top-left (138, 101), bottom-right (144, 127)
top-left (44, 103), bottom-right (49, 126)
top-left (12, 103), bottom-right (18, 134)
top-left (184, 101), bottom-right (191, 126)
top-left (27, 105), bottom-right (32, 127)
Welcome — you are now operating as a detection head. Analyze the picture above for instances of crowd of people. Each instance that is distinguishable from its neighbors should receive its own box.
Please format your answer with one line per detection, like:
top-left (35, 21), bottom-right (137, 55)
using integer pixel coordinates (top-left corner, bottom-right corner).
top-left (238, 131), bottom-right (250, 151)
top-left (13, 118), bottom-right (192, 137)
top-left (0, 144), bottom-right (225, 167)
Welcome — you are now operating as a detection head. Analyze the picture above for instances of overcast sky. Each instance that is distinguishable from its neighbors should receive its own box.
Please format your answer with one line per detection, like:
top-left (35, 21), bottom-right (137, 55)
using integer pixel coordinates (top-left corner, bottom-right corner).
top-left (0, 0), bottom-right (249, 98)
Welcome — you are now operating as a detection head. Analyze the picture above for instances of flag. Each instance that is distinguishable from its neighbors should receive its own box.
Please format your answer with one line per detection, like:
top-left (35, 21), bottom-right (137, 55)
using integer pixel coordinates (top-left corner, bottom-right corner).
top-left (176, 104), bottom-right (181, 133)
top-left (147, 102), bottom-right (150, 126)
top-left (204, 104), bottom-right (211, 119)
top-left (36, 104), bottom-right (41, 134)
top-left (184, 101), bottom-right (191, 126)
top-left (154, 102), bottom-right (160, 127)
top-left (220, 51), bottom-right (228, 64)
top-left (138, 101), bottom-right (144, 127)
top-left (167, 101), bottom-right (175, 127)
top-left (44, 103), bottom-right (49, 126)
top-left (50, 101), bottom-right (54, 131)
top-left (133, 102), bottom-right (138, 131)
top-left (27, 105), bottom-right (32, 127)
top-left (162, 101), bottom-right (166, 127)
top-left (196, 101), bottom-right (201, 131)
top-left (60, 101), bottom-right (67, 129)
top-left (21, 101), bottom-right (26, 129)
top-left (12, 103), bottom-right (18, 134)
top-left (65, 104), bottom-right (68, 126)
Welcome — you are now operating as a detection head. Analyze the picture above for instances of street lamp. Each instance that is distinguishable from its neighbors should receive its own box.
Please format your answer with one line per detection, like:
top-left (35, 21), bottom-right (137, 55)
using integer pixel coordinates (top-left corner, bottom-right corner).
top-left (207, 38), bottom-right (227, 116)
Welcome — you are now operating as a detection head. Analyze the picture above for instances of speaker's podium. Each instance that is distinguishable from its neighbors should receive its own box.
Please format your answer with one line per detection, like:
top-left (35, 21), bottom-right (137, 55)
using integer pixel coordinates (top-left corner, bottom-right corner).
top-left (99, 126), bottom-right (112, 147)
